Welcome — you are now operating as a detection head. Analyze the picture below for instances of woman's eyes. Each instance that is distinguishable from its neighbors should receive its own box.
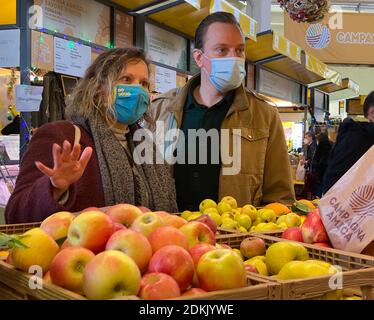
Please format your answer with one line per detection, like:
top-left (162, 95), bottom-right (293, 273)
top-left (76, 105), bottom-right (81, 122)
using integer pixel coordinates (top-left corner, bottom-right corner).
top-left (119, 76), bottom-right (131, 83)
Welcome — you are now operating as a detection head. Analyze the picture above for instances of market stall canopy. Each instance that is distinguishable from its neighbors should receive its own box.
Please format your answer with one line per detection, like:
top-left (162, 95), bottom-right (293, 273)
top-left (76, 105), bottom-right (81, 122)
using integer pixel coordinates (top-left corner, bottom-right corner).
top-left (311, 78), bottom-right (360, 96)
top-left (143, 0), bottom-right (257, 41)
top-left (245, 30), bottom-right (342, 86)
top-left (112, 0), bottom-right (163, 10)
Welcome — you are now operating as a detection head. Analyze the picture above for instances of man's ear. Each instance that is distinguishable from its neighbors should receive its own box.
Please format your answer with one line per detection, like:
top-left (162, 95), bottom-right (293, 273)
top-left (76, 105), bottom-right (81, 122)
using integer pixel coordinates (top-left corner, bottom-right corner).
top-left (193, 49), bottom-right (203, 68)
top-left (368, 106), bottom-right (374, 122)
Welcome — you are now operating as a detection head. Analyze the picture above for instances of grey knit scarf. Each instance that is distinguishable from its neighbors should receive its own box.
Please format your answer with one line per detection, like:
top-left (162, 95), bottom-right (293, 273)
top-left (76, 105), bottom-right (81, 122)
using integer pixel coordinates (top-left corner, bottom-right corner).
top-left (72, 114), bottom-right (178, 213)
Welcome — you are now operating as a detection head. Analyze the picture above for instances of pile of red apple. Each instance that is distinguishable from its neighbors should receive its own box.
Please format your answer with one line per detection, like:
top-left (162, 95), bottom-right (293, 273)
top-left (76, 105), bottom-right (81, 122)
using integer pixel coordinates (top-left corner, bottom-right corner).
top-left (281, 209), bottom-right (331, 248)
top-left (6, 204), bottom-right (248, 300)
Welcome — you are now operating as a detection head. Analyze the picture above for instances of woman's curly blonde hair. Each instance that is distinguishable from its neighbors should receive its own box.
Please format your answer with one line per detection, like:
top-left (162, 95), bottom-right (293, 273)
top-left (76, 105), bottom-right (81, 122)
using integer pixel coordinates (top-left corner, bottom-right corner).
top-left (66, 47), bottom-right (149, 126)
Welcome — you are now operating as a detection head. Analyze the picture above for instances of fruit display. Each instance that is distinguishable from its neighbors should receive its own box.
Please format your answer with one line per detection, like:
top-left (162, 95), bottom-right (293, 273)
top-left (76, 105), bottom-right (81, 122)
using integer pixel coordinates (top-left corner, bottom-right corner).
top-left (181, 197), bottom-right (320, 236)
top-left (2, 206), bottom-right (249, 300)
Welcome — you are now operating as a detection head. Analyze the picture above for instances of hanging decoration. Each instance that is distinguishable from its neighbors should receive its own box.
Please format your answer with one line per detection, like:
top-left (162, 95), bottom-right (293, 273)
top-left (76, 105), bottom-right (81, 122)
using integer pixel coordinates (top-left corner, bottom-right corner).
top-left (277, 0), bottom-right (331, 23)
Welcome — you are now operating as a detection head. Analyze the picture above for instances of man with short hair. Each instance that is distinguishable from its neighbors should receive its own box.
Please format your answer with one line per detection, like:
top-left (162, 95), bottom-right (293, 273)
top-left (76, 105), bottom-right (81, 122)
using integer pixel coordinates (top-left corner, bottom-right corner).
top-left (323, 91), bottom-right (374, 194)
top-left (151, 12), bottom-right (295, 211)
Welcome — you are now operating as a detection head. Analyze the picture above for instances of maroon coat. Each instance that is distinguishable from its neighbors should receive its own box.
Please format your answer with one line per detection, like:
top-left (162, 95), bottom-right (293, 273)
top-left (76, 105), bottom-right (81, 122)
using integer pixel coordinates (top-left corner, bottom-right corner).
top-left (5, 121), bottom-right (105, 223)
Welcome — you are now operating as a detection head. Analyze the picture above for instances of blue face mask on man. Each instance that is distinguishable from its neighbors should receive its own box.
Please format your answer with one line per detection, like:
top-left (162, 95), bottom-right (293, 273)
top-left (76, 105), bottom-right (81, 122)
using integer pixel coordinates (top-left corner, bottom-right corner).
top-left (202, 55), bottom-right (246, 93)
top-left (113, 84), bottom-right (150, 125)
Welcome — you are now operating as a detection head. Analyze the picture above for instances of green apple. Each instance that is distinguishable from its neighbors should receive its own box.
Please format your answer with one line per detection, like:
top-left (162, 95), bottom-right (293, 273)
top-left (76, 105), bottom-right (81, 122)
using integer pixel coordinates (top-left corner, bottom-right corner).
top-left (241, 205), bottom-right (257, 221)
top-left (221, 196), bottom-right (238, 209)
top-left (258, 209), bottom-right (276, 223)
top-left (221, 218), bottom-right (237, 229)
top-left (265, 242), bottom-right (309, 275)
top-left (236, 215), bottom-right (252, 230)
top-left (285, 213), bottom-right (301, 227)
top-left (217, 201), bottom-right (232, 215)
top-left (199, 199), bottom-right (217, 213)
top-left (206, 211), bottom-right (222, 226)
top-left (252, 217), bottom-right (262, 226)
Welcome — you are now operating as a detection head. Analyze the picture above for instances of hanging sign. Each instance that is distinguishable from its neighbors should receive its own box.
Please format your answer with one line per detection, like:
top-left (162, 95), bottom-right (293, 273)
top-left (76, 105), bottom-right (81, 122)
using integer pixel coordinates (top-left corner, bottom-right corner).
top-left (54, 37), bottom-right (91, 77)
top-left (15, 85), bottom-right (43, 112)
top-left (31, 31), bottom-right (54, 71)
top-left (273, 33), bottom-right (302, 64)
top-left (305, 53), bottom-right (342, 86)
top-left (155, 66), bottom-right (177, 94)
top-left (0, 29), bottom-right (20, 67)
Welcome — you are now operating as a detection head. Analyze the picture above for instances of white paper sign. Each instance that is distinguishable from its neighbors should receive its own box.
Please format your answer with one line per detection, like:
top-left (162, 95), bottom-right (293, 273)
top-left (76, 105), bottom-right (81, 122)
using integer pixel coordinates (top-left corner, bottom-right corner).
top-left (0, 29), bottom-right (20, 67)
top-left (155, 66), bottom-right (177, 94)
top-left (0, 135), bottom-right (20, 161)
top-left (54, 37), bottom-right (91, 77)
top-left (15, 85), bottom-right (43, 112)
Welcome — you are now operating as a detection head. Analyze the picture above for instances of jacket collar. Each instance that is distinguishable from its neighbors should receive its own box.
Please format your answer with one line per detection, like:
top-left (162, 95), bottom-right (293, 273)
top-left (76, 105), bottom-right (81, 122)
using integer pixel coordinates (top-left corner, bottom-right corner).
top-left (166, 73), bottom-right (251, 127)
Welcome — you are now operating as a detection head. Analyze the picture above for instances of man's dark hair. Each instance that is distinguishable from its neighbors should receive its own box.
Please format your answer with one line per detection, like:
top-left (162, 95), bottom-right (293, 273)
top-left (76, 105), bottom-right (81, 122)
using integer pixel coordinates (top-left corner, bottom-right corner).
top-left (194, 11), bottom-right (242, 50)
top-left (364, 90), bottom-right (374, 117)
top-left (305, 131), bottom-right (315, 140)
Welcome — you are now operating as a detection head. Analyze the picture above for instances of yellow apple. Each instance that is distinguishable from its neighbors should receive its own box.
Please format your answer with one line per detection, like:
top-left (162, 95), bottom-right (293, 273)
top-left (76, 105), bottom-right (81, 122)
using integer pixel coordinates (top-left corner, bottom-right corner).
top-left (206, 211), bottom-right (222, 226)
top-left (244, 256), bottom-right (268, 276)
top-left (285, 213), bottom-right (302, 227)
top-left (241, 205), bottom-right (257, 221)
top-left (186, 212), bottom-right (202, 221)
top-left (265, 241), bottom-right (309, 275)
top-left (232, 249), bottom-right (243, 260)
top-left (258, 209), bottom-right (276, 223)
top-left (254, 223), bottom-right (267, 231)
top-left (221, 218), bottom-right (237, 229)
top-left (199, 199), bottom-right (217, 213)
top-left (181, 210), bottom-right (193, 220)
top-left (203, 207), bottom-right (219, 215)
top-left (221, 196), bottom-right (238, 209)
top-left (261, 222), bottom-right (279, 231)
top-left (12, 228), bottom-right (59, 273)
top-left (237, 226), bottom-right (247, 233)
top-left (221, 212), bottom-right (233, 220)
top-left (236, 215), bottom-right (252, 230)
top-left (276, 215), bottom-right (287, 225)
top-left (252, 217), bottom-right (262, 226)
top-left (217, 201), bottom-right (232, 215)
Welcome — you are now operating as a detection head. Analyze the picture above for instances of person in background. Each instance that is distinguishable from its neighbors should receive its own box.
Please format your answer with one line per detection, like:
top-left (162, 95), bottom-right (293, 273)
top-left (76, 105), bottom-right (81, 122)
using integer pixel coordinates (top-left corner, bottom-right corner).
top-left (323, 91), bottom-right (374, 194)
top-left (311, 132), bottom-right (332, 198)
top-left (6, 48), bottom-right (177, 224)
top-left (302, 131), bottom-right (317, 172)
top-left (150, 12), bottom-right (295, 211)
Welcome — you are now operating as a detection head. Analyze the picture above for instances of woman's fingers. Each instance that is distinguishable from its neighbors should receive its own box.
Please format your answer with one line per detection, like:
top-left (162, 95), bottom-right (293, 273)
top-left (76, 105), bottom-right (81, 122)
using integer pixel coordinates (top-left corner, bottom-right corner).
top-left (52, 143), bottom-right (62, 167)
top-left (61, 140), bottom-right (72, 162)
top-left (35, 161), bottom-right (54, 177)
top-left (70, 143), bottom-right (81, 162)
top-left (78, 147), bottom-right (93, 171)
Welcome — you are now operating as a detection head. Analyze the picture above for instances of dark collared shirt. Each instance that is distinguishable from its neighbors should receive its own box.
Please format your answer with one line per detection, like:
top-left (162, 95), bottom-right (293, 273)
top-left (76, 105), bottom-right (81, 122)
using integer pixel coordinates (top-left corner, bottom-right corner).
top-left (174, 76), bottom-right (235, 211)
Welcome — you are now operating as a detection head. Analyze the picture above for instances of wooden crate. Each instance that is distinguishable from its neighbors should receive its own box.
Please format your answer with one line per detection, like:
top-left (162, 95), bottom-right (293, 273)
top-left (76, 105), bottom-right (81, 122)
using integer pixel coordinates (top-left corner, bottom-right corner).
top-left (217, 233), bottom-right (374, 300)
top-left (0, 222), bottom-right (279, 300)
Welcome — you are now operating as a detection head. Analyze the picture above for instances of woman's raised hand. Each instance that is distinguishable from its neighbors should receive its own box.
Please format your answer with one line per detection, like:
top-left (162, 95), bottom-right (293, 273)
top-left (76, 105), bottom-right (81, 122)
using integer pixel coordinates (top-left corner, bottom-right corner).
top-left (35, 140), bottom-right (93, 201)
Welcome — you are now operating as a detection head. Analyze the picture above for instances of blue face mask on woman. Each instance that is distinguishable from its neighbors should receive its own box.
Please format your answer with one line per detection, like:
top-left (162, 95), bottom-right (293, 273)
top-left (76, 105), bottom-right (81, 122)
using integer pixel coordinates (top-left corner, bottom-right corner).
top-left (113, 84), bottom-right (150, 125)
top-left (203, 55), bottom-right (246, 93)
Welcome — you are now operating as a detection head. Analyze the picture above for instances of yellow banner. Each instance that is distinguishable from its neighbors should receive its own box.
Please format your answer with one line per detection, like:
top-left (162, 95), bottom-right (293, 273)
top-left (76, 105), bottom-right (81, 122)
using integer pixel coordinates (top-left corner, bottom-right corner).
top-left (273, 33), bottom-right (302, 63)
top-left (210, 0), bottom-right (257, 42)
top-left (185, 0), bottom-right (201, 10)
top-left (305, 53), bottom-right (342, 86)
top-left (0, 0), bottom-right (16, 25)
top-left (285, 12), bottom-right (374, 65)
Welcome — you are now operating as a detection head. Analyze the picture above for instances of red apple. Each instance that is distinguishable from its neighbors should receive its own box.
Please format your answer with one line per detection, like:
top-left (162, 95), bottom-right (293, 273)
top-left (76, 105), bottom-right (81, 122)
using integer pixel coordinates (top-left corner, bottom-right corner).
top-left (60, 239), bottom-right (71, 251)
top-left (113, 222), bottom-right (126, 233)
top-left (282, 227), bottom-right (304, 242)
top-left (162, 215), bottom-right (187, 228)
top-left (179, 221), bottom-right (216, 249)
top-left (188, 243), bottom-right (216, 267)
top-left (49, 246), bottom-right (95, 294)
top-left (197, 249), bottom-right (247, 292)
top-left (83, 250), bottom-right (141, 300)
top-left (138, 206), bottom-right (151, 213)
top-left (314, 242), bottom-right (332, 248)
top-left (193, 214), bottom-right (217, 234)
top-left (105, 229), bottom-right (152, 274)
top-left (148, 245), bottom-right (194, 292)
top-left (181, 288), bottom-right (206, 297)
top-left (82, 207), bottom-right (101, 212)
top-left (106, 204), bottom-right (142, 228)
top-left (40, 211), bottom-right (75, 241)
top-left (43, 271), bottom-right (52, 284)
top-left (153, 211), bottom-right (170, 217)
top-left (148, 226), bottom-right (188, 253)
top-left (67, 211), bottom-right (114, 254)
top-left (239, 238), bottom-right (266, 259)
top-left (131, 212), bottom-right (165, 237)
top-left (301, 210), bottom-right (329, 244)
top-left (216, 243), bottom-right (232, 250)
top-left (139, 273), bottom-right (181, 300)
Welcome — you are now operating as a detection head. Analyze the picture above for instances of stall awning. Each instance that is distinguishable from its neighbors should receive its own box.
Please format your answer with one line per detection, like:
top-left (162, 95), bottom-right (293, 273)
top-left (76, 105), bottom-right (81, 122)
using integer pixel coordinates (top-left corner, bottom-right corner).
top-left (112, 0), bottom-right (165, 10)
top-left (245, 30), bottom-right (343, 86)
top-left (146, 0), bottom-right (257, 41)
top-left (312, 78), bottom-right (360, 95)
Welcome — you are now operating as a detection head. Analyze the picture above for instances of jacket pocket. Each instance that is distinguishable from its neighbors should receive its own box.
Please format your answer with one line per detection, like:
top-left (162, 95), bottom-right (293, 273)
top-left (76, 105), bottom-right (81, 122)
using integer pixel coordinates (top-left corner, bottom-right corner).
top-left (228, 127), bottom-right (270, 175)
